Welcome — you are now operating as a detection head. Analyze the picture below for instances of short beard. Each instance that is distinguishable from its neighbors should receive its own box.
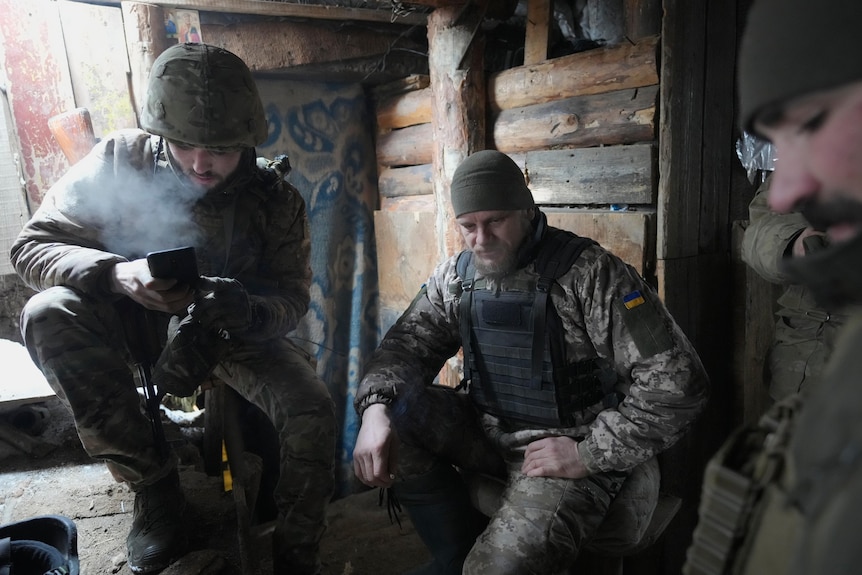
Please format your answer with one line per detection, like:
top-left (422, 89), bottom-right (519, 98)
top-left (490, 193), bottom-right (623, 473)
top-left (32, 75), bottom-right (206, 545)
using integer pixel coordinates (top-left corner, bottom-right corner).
top-left (472, 210), bottom-right (534, 280)
top-left (473, 249), bottom-right (520, 280)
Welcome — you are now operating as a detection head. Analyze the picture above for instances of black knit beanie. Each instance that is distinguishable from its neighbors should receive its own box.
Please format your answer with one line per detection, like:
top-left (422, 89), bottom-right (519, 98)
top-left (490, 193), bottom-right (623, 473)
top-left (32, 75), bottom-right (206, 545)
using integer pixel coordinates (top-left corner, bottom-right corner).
top-left (739, 0), bottom-right (862, 134)
top-left (450, 150), bottom-right (535, 217)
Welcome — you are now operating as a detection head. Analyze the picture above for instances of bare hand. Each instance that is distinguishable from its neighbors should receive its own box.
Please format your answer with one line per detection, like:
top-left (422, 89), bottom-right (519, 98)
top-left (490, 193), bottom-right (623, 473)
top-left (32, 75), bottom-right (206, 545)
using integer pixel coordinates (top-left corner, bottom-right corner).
top-left (109, 259), bottom-right (194, 314)
top-left (353, 404), bottom-right (399, 488)
top-left (522, 436), bottom-right (589, 479)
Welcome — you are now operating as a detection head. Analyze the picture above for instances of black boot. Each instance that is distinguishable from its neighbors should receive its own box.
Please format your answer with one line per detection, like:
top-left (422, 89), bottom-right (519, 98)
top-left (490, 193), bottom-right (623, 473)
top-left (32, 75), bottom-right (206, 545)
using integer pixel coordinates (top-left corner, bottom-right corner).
top-left (126, 470), bottom-right (188, 574)
top-left (395, 464), bottom-right (489, 575)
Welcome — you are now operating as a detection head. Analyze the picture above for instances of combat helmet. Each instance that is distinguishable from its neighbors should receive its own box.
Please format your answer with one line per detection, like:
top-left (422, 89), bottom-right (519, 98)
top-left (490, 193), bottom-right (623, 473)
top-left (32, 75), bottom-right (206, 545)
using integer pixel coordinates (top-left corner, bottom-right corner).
top-left (140, 43), bottom-right (267, 148)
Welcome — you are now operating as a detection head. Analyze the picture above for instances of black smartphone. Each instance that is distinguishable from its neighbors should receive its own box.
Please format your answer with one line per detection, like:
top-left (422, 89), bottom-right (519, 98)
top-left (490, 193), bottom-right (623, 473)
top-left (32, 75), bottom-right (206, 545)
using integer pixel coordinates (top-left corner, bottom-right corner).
top-left (146, 246), bottom-right (199, 287)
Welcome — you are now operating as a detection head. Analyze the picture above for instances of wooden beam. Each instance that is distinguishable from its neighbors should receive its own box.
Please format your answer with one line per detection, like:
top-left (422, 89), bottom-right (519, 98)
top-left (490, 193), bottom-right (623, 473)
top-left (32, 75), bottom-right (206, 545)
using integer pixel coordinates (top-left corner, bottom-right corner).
top-left (100, 0), bottom-right (428, 25)
top-left (492, 85), bottom-right (657, 153)
top-left (380, 144), bottom-right (655, 206)
top-left (376, 38), bottom-right (659, 129)
top-left (488, 35), bottom-right (659, 112)
top-left (377, 85), bottom-right (657, 167)
top-left (378, 164), bottom-right (434, 197)
top-left (524, 0), bottom-right (552, 65)
top-left (376, 87), bottom-right (433, 131)
top-left (511, 144), bottom-right (655, 206)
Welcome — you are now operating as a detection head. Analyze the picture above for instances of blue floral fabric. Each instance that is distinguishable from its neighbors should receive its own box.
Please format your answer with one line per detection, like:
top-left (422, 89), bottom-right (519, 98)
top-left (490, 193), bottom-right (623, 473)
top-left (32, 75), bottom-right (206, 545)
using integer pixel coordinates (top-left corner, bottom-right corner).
top-left (256, 79), bottom-right (380, 497)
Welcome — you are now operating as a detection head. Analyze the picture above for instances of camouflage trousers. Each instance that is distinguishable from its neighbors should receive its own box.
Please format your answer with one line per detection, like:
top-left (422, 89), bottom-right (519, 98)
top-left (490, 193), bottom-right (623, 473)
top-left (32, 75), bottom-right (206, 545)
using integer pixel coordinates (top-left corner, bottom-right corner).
top-left (390, 384), bottom-right (625, 575)
top-left (21, 286), bottom-right (336, 572)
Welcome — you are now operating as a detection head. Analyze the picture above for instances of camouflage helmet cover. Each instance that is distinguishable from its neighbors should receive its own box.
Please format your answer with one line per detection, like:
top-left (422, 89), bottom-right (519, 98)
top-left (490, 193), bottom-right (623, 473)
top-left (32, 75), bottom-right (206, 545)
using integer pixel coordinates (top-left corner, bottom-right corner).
top-left (140, 43), bottom-right (267, 148)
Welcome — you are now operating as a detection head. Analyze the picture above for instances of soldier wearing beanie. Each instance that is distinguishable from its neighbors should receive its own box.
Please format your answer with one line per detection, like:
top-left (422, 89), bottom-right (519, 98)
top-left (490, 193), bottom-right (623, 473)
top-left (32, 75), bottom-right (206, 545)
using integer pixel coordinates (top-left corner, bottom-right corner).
top-left (354, 150), bottom-right (709, 574)
top-left (684, 2), bottom-right (862, 575)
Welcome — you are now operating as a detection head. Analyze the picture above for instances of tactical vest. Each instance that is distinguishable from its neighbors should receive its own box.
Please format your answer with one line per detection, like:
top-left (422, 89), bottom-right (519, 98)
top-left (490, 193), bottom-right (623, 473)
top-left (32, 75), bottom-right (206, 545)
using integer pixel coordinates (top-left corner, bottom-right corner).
top-left (455, 227), bottom-right (621, 428)
top-left (683, 395), bottom-right (802, 575)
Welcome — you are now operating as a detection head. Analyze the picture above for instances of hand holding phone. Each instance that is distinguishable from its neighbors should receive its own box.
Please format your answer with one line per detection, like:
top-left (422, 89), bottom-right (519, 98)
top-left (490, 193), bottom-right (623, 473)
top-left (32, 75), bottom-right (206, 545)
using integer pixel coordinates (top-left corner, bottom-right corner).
top-left (146, 246), bottom-right (199, 288)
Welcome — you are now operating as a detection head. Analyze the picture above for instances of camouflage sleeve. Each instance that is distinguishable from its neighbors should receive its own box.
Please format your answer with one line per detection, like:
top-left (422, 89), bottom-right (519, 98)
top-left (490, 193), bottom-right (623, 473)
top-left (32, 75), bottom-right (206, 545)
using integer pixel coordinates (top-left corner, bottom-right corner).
top-left (237, 181), bottom-right (313, 341)
top-left (354, 256), bottom-right (463, 417)
top-left (741, 175), bottom-right (808, 284)
top-left (10, 130), bottom-right (151, 298)
top-left (558, 246), bottom-right (710, 473)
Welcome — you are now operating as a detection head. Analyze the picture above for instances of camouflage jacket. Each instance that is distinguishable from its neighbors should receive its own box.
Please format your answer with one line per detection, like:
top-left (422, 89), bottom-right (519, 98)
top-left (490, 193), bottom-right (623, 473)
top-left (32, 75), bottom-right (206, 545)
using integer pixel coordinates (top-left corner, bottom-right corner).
top-left (356, 221), bottom-right (710, 474)
top-left (10, 129), bottom-right (312, 341)
top-left (741, 176), bottom-right (848, 320)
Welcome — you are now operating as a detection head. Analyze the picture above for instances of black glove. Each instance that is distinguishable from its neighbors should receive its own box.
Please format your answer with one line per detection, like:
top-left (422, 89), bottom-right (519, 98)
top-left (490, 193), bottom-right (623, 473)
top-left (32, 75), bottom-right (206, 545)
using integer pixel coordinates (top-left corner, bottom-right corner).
top-left (190, 277), bottom-right (253, 336)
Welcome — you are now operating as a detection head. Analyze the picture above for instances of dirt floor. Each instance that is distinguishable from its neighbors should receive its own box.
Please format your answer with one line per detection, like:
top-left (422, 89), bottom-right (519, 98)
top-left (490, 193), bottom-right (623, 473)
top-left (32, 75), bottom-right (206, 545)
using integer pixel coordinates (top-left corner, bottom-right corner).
top-left (0, 393), bottom-right (430, 575)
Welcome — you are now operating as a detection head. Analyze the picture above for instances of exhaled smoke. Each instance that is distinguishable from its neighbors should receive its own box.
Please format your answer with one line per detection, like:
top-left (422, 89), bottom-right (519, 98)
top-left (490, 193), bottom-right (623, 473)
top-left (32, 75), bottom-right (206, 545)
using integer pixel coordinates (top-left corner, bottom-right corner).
top-left (56, 153), bottom-right (207, 259)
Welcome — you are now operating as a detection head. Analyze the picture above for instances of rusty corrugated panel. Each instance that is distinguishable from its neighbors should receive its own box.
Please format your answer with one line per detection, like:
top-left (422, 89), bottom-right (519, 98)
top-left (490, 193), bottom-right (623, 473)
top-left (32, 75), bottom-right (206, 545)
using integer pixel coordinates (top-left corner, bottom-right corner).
top-left (0, 0), bottom-right (76, 209)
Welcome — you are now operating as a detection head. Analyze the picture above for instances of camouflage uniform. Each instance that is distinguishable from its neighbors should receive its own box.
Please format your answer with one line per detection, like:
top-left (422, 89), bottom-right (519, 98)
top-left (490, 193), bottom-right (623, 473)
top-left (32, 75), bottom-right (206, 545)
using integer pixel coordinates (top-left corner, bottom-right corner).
top-left (12, 129), bottom-right (335, 573)
top-left (356, 214), bottom-right (710, 574)
top-left (741, 178), bottom-right (851, 400)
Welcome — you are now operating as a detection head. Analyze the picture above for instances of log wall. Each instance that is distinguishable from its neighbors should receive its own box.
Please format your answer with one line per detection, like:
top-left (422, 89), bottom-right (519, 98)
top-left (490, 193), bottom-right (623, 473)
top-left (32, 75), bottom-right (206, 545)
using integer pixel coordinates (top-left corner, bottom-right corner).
top-left (373, 35), bottom-right (660, 328)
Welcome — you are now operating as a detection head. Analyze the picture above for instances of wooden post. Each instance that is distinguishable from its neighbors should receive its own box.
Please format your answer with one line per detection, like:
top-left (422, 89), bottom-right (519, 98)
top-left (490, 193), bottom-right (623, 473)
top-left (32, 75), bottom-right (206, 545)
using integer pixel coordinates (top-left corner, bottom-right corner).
top-left (121, 2), bottom-right (171, 123)
top-left (524, 0), bottom-right (552, 65)
top-left (427, 3), bottom-right (487, 261)
top-left (427, 2), bottom-right (487, 387)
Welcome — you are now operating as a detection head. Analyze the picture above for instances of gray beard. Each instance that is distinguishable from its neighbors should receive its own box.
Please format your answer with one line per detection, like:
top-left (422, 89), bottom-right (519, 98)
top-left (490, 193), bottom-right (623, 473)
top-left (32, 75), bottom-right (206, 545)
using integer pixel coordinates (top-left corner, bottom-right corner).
top-left (473, 248), bottom-right (520, 280)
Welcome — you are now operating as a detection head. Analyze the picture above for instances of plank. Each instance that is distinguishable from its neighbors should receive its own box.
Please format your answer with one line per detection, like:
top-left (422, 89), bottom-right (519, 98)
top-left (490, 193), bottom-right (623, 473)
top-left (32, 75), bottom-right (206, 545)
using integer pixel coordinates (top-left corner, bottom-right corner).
top-left (378, 164), bottom-right (433, 198)
top-left (373, 210), bottom-right (439, 325)
top-left (510, 144), bottom-right (655, 205)
top-left (544, 209), bottom-right (654, 274)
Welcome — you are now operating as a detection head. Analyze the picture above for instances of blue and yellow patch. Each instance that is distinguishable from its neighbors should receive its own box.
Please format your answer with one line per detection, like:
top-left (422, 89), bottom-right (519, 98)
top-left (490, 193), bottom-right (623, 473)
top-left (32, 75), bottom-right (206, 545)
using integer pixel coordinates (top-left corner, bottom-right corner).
top-left (623, 290), bottom-right (645, 310)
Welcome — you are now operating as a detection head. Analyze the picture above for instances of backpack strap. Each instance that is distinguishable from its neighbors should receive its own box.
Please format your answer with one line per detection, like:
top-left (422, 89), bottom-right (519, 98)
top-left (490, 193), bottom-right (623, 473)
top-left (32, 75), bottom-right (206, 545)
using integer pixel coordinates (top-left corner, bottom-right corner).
top-left (456, 250), bottom-right (475, 390)
top-left (530, 230), bottom-right (595, 388)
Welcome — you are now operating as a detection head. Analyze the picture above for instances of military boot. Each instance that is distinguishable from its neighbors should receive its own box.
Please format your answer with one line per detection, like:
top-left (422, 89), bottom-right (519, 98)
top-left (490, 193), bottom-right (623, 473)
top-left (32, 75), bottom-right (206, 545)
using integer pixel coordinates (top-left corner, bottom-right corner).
top-left (151, 317), bottom-right (228, 397)
top-left (126, 469), bottom-right (188, 574)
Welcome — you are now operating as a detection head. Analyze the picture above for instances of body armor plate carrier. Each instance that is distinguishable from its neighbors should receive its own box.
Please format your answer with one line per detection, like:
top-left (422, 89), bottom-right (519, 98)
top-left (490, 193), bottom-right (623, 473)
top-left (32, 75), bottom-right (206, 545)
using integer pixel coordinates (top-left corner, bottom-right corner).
top-left (456, 227), bottom-right (621, 428)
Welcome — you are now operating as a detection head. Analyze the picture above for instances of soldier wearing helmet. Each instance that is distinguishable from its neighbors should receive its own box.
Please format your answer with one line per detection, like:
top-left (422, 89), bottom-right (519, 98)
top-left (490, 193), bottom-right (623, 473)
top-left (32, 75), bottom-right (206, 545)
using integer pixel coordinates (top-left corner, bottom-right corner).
top-left (11, 43), bottom-right (335, 575)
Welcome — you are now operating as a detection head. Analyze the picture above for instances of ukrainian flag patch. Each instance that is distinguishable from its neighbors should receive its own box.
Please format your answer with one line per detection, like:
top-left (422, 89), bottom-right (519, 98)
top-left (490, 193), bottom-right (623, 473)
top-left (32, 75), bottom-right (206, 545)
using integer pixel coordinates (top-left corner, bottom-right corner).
top-left (623, 290), bottom-right (645, 310)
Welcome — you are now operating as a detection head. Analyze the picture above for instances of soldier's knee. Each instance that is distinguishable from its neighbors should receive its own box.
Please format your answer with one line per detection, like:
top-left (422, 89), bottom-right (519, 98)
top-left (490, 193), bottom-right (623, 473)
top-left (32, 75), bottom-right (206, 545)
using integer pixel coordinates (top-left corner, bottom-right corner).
top-left (21, 287), bottom-right (84, 331)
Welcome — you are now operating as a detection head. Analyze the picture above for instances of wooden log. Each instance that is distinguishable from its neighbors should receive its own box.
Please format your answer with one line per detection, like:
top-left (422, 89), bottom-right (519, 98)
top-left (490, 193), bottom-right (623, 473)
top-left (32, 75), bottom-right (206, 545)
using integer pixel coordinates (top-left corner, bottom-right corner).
top-left (510, 144), bottom-right (655, 206)
top-left (376, 87), bottom-right (433, 131)
top-left (376, 123), bottom-right (434, 167)
top-left (375, 37), bottom-right (659, 131)
top-left (377, 85), bottom-right (656, 168)
top-left (378, 164), bottom-right (434, 198)
top-left (492, 85), bottom-right (657, 153)
top-left (380, 145), bottom-right (655, 206)
top-left (488, 35), bottom-right (659, 113)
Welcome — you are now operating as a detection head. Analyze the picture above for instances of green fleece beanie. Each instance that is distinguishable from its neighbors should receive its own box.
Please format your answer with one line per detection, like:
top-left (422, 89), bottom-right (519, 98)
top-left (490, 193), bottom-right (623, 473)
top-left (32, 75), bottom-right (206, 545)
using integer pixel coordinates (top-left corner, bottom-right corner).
top-left (450, 150), bottom-right (535, 217)
top-left (739, 0), bottom-right (862, 134)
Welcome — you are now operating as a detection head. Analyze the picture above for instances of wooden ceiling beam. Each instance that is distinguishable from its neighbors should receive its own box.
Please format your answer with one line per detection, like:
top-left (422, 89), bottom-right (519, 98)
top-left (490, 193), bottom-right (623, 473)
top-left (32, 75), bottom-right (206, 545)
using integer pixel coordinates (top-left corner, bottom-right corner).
top-left (105, 0), bottom-right (428, 25)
